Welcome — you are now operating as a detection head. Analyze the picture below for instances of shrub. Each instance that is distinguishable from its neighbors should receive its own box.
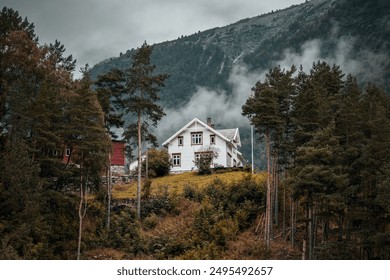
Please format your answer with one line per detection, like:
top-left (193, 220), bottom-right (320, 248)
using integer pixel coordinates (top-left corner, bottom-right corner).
top-left (189, 174), bottom-right (265, 251)
top-left (108, 209), bottom-right (143, 254)
top-left (142, 148), bottom-right (171, 178)
top-left (142, 178), bottom-right (152, 199)
top-left (141, 187), bottom-right (177, 218)
top-left (195, 148), bottom-right (218, 175)
top-left (142, 213), bottom-right (159, 230)
top-left (183, 184), bottom-right (203, 202)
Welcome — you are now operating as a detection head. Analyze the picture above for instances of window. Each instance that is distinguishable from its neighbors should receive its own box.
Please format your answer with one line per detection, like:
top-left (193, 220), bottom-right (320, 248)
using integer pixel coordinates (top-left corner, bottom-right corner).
top-left (191, 132), bottom-right (203, 145)
top-left (210, 134), bottom-right (215, 145)
top-left (172, 153), bottom-right (181, 166)
top-left (178, 136), bottom-right (183, 146)
top-left (195, 152), bottom-right (213, 165)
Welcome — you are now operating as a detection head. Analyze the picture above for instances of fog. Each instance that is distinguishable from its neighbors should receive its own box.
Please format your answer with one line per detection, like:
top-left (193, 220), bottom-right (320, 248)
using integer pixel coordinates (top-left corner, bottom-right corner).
top-left (155, 64), bottom-right (264, 143)
top-left (156, 35), bottom-right (388, 145)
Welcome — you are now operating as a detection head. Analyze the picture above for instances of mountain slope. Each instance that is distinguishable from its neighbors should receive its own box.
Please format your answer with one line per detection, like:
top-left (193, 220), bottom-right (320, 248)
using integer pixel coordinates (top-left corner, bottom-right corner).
top-left (89, 0), bottom-right (390, 163)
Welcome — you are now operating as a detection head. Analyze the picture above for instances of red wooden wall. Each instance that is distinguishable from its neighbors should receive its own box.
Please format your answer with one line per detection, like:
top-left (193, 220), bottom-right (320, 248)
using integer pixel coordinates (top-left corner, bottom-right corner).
top-left (111, 141), bottom-right (125, 166)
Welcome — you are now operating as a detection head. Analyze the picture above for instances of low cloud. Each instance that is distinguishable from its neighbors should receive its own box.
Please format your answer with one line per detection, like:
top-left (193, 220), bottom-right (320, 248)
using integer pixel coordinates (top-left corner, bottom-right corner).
top-left (156, 34), bottom-right (388, 144)
top-left (156, 64), bottom-right (263, 142)
top-left (277, 37), bottom-right (388, 84)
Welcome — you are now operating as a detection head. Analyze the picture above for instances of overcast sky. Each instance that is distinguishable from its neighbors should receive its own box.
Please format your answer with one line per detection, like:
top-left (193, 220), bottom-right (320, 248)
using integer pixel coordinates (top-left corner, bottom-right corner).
top-left (3, 0), bottom-right (306, 76)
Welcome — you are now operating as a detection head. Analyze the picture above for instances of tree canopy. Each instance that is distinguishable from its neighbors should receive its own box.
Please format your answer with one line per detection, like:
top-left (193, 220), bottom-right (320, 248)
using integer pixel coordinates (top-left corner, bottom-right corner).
top-left (242, 61), bottom-right (390, 259)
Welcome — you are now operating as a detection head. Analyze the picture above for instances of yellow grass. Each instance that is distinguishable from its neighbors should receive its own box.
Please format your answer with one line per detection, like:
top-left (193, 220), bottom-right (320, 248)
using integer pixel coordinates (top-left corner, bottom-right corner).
top-left (112, 171), bottom-right (266, 200)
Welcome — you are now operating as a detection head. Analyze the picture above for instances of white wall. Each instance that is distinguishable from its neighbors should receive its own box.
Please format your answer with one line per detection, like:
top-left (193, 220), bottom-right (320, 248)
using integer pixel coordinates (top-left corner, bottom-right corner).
top-left (167, 122), bottom-right (229, 172)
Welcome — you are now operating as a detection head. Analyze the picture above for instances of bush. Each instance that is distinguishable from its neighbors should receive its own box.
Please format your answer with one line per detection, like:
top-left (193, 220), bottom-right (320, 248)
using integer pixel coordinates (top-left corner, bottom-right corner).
top-left (182, 184), bottom-right (203, 202)
top-left (142, 213), bottom-right (159, 230)
top-left (142, 148), bottom-right (171, 177)
top-left (189, 175), bottom-right (265, 250)
top-left (108, 209), bottom-right (143, 254)
top-left (141, 187), bottom-right (177, 218)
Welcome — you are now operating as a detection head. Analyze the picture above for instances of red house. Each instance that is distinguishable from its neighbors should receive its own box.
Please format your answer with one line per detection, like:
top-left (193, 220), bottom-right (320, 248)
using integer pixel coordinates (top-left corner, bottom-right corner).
top-left (62, 140), bottom-right (126, 169)
top-left (111, 140), bottom-right (125, 166)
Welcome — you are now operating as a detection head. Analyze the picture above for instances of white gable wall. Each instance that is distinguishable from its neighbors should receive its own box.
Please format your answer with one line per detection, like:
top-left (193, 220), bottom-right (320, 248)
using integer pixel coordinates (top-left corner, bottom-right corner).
top-left (164, 120), bottom-right (242, 173)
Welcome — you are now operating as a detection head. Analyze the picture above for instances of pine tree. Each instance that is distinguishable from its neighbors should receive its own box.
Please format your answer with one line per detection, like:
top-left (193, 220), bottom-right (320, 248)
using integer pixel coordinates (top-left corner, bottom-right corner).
top-left (63, 66), bottom-right (111, 259)
top-left (289, 122), bottom-right (347, 259)
top-left (119, 42), bottom-right (169, 219)
top-left (95, 68), bottom-right (125, 230)
top-left (346, 83), bottom-right (390, 259)
top-left (95, 68), bottom-right (125, 136)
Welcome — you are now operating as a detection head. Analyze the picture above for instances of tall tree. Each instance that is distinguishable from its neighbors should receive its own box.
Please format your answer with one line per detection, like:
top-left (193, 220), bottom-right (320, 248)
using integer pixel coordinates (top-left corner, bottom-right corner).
top-left (121, 43), bottom-right (169, 219)
top-left (64, 66), bottom-right (111, 259)
top-left (347, 83), bottom-right (390, 259)
top-left (0, 7), bottom-right (79, 259)
top-left (95, 68), bottom-right (125, 230)
top-left (242, 65), bottom-right (296, 249)
top-left (289, 122), bottom-right (347, 259)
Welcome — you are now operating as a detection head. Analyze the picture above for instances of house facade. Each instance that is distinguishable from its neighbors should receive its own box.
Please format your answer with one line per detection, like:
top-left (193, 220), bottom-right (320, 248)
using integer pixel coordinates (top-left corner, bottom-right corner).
top-left (110, 140), bottom-right (126, 175)
top-left (62, 140), bottom-right (127, 175)
top-left (162, 118), bottom-right (244, 173)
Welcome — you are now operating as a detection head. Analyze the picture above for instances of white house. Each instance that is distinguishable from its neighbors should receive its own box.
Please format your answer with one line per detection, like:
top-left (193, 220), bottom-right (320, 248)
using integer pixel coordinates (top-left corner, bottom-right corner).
top-left (162, 118), bottom-right (244, 173)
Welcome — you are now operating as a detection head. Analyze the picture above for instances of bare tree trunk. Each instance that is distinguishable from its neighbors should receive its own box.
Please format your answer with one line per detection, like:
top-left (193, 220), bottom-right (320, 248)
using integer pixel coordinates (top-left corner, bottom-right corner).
top-left (313, 211), bottom-right (318, 258)
top-left (137, 110), bottom-right (142, 219)
top-left (145, 148), bottom-right (148, 178)
top-left (265, 131), bottom-right (271, 250)
top-left (302, 205), bottom-right (309, 260)
top-left (308, 205), bottom-right (313, 260)
top-left (77, 172), bottom-right (88, 260)
top-left (338, 215), bottom-right (344, 241)
top-left (106, 154), bottom-right (112, 230)
top-left (282, 171), bottom-right (287, 239)
top-left (290, 198), bottom-right (297, 247)
top-left (274, 154), bottom-right (279, 227)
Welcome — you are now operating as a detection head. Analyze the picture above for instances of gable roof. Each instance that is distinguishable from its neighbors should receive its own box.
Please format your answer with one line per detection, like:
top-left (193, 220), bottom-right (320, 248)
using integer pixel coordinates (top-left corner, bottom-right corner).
top-left (217, 128), bottom-right (241, 146)
top-left (162, 118), bottom-right (238, 146)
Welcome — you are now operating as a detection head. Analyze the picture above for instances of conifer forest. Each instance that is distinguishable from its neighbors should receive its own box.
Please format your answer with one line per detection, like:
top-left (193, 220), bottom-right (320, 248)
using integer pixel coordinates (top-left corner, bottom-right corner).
top-left (1, 5), bottom-right (389, 260)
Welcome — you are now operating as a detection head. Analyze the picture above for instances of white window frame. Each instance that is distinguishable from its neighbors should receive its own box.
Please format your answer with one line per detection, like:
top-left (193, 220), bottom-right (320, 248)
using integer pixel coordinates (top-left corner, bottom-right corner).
top-left (178, 136), bottom-right (183, 146)
top-left (172, 153), bottom-right (181, 166)
top-left (191, 132), bottom-right (203, 145)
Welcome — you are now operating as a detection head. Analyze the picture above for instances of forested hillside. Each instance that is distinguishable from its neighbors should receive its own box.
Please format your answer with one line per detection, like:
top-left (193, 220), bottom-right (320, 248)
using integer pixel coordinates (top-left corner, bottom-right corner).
top-left (242, 62), bottom-right (390, 259)
top-left (89, 0), bottom-right (390, 162)
top-left (91, 0), bottom-right (390, 104)
top-left (1, 1), bottom-right (389, 260)
top-left (0, 7), bottom-right (111, 259)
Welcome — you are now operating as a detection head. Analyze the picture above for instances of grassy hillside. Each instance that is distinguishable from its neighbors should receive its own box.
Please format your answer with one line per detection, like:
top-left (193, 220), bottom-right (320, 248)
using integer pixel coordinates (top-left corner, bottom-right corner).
top-left (112, 170), bottom-right (267, 199)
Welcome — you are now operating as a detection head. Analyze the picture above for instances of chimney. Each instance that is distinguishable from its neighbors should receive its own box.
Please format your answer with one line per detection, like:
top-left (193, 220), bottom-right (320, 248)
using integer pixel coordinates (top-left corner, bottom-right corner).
top-left (207, 117), bottom-right (215, 128)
